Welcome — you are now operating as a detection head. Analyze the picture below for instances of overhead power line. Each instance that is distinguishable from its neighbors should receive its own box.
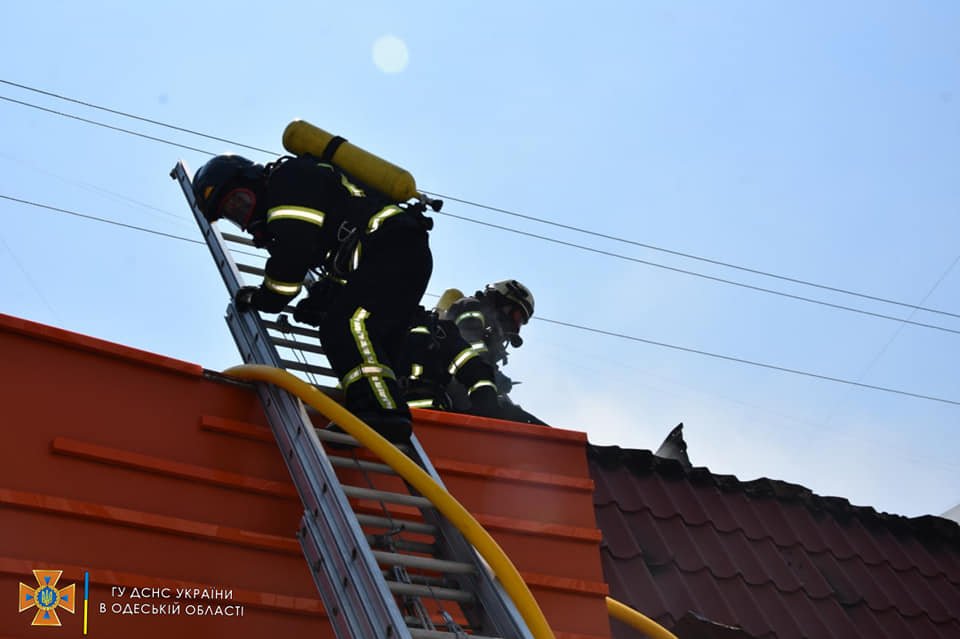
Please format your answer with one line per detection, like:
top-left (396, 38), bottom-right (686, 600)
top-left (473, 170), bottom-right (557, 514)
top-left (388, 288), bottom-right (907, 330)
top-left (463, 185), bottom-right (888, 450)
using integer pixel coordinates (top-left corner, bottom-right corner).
top-left (438, 210), bottom-right (960, 336)
top-left (3, 192), bottom-right (958, 408)
top-left (0, 194), bottom-right (204, 244)
top-left (427, 191), bottom-right (960, 321)
top-left (0, 79), bottom-right (277, 156)
top-left (536, 316), bottom-right (960, 407)
top-left (4, 77), bottom-right (956, 322)
top-left (0, 95), bottom-right (216, 156)
top-left (3, 81), bottom-right (959, 335)
top-left (0, 194), bottom-right (261, 261)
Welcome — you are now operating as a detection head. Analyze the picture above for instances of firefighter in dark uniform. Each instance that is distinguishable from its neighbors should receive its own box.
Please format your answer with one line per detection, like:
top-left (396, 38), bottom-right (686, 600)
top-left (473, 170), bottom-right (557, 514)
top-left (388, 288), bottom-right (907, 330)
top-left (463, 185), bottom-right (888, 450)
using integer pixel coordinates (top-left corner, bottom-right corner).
top-left (398, 305), bottom-right (501, 417)
top-left (401, 280), bottom-right (546, 425)
top-left (192, 153), bottom-right (432, 443)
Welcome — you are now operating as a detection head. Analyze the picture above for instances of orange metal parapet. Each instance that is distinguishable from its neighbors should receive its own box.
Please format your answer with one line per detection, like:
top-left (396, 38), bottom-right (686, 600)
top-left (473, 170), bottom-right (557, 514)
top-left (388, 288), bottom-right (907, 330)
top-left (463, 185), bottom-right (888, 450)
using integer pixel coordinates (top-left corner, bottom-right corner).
top-left (0, 313), bottom-right (612, 638)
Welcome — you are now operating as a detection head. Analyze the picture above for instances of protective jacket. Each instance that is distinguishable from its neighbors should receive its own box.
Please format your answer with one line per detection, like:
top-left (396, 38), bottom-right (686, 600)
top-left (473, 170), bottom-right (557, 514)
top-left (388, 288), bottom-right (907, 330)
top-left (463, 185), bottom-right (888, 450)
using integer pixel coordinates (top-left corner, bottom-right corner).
top-left (399, 307), bottom-right (500, 415)
top-left (442, 295), bottom-right (507, 365)
top-left (249, 155), bottom-right (422, 312)
top-left (244, 155), bottom-right (433, 431)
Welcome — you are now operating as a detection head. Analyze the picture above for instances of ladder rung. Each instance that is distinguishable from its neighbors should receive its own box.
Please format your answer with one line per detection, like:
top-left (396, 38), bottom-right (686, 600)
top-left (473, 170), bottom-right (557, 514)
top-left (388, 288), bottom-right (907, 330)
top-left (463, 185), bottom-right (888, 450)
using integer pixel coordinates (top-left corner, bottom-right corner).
top-left (386, 581), bottom-right (474, 603)
top-left (372, 551), bottom-right (476, 575)
top-left (343, 486), bottom-right (432, 509)
top-left (315, 428), bottom-right (361, 446)
top-left (388, 572), bottom-right (448, 587)
top-left (270, 336), bottom-right (327, 355)
top-left (409, 630), bottom-right (502, 639)
top-left (279, 359), bottom-right (336, 376)
top-left (356, 513), bottom-right (437, 536)
top-left (329, 455), bottom-right (397, 475)
top-left (404, 616), bottom-right (474, 629)
top-left (221, 232), bottom-right (255, 246)
top-left (367, 535), bottom-right (436, 555)
top-left (237, 263), bottom-right (265, 277)
top-left (314, 428), bottom-right (412, 453)
top-left (262, 318), bottom-right (316, 338)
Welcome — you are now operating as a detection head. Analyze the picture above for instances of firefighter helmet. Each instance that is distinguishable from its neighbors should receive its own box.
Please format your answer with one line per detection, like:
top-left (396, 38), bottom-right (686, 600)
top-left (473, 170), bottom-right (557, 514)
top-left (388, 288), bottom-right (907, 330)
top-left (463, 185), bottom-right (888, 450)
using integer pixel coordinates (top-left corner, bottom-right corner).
top-left (484, 280), bottom-right (535, 324)
top-left (192, 154), bottom-right (264, 224)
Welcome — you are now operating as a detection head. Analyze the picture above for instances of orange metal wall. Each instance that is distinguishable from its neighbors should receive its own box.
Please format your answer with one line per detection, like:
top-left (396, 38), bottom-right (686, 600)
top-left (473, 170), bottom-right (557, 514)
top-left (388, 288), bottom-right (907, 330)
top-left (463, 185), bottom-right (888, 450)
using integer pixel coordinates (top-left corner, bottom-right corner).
top-left (0, 313), bottom-right (611, 639)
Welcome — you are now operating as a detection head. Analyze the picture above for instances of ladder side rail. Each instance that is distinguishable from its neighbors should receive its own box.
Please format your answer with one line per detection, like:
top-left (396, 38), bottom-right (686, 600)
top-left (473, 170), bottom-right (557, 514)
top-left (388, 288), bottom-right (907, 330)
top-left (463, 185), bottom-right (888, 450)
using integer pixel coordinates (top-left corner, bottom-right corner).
top-left (224, 263), bottom-right (412, 639)
top-left (173, 161), bottom-right (333, 380)
top-left (173, 161), bottom-right (411, 639)
top-left (170, 161), bottom-right (246, 295)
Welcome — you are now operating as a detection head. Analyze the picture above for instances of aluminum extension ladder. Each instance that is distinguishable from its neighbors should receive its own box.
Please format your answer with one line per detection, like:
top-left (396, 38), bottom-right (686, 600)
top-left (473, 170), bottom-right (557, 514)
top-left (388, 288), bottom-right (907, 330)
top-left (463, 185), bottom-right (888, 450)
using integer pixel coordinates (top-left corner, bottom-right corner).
top-left (171, 161), bottom-right (534, 639)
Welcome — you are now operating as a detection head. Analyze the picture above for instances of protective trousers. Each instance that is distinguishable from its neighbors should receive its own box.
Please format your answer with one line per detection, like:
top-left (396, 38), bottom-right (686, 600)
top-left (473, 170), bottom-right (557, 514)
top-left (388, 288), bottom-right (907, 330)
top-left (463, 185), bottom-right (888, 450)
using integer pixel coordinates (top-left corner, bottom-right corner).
top-left (319, 224), bottom-right (432, 426)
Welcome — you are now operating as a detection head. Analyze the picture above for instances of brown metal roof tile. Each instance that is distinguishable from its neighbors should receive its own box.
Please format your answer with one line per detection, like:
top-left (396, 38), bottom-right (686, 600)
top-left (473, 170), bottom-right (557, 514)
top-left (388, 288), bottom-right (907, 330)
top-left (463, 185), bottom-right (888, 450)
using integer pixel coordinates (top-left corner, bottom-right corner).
top-left (707, 527), bottom-right (776, 586)
top-left (680, 522), bottom-right (741, 579)
top-left (769, 499), bottom-right (833, 554)
top-left (694, 483), bottom-right (745, 533)
top-left (747, 494), bottom-right (807, 545)
top-left (773, 588), bottom-right (839, 639)
top-left (807, 512), bottom-right (861, 560)
top-left (658, 471), bottom-right (716, 526)
top-left (869, 524), bottom-right (925, 572)
top-left (725, 584), bottom-right (789, 638)
top-left (892, 567), bottom-right (954, 623)
top-left (777, 544), bottom-right (835, 599)
top-left (655, 564), bottom-right (740, 628)
top-left (701, 576), bottom-right (781, 638)
top-left (927, 571), bottom-right (960, 619)
top-left (807, 549), bottom-right (864, 606)
top-left (841, 601), bottom-right (900, 639)
top-left (740, 534), bottom-right (807, 593)
top-left (716, 491), bottom-right (773, 542)
top-left (856, 604), bottom-right (958, 639)
top-left (645, 514), bottom-right (713, 573)
top-left (833, 553), bottom-right (898, 611)
top-left (597, 504), bottom-right (668, 564)
top-left (895, 533), bottom-right (954, 579)
top-left (600, 552), bottom-right (673, 624)
top-left (588, 443), bottom-right (960, 639)
top-left (842, 516), bottom-right (893, 565)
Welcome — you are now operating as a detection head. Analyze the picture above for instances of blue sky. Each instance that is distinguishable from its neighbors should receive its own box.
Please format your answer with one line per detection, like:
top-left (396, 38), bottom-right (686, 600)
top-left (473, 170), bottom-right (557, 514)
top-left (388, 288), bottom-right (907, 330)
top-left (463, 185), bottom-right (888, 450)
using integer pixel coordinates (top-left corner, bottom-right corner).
top-left (1, 1), bottom-right (958, 518)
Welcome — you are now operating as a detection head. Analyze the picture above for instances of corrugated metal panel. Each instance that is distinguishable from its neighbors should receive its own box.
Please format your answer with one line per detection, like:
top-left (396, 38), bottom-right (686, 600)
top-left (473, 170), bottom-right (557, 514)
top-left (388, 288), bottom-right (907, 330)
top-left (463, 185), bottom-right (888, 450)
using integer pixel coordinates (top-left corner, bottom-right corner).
top-left (589, 444), bottom-right (960, 639)
top-left (0, 313), bottom-right (611, 639)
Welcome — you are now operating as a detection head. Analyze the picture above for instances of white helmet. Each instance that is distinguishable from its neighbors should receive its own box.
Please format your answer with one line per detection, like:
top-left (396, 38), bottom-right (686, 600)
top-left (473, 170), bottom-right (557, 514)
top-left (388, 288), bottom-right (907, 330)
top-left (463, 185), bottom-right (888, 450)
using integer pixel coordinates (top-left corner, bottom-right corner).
top-left (484, 280), bottom-right (535, 324)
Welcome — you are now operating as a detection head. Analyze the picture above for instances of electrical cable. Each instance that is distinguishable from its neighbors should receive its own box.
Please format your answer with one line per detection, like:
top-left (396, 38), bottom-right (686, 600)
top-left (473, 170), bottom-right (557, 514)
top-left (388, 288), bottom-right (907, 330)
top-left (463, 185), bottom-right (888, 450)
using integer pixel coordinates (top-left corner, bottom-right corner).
top-left (2, 78), bottom-right (956, 322)
top-left (10, 82), bottom-right (954, 335)
top-left (3, 192), bottom-right (957, 407)
top-left (0, 194), bottom-right (263, 260)
top-left (0, 95), bottom-right (216, 155)
top-left (535, 316), bottom-right (960, 407)
top-left (0, 79), bottom-right (278, 156)
top-left (427, 191), bottom-right (960, 321)
top-left (438, 209), bottom-right (960, 336)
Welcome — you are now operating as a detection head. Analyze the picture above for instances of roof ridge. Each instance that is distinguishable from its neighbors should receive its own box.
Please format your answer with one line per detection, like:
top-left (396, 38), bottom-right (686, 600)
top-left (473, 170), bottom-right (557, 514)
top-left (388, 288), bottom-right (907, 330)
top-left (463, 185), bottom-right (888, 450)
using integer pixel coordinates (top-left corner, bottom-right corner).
top-left (588, 444), bottom-right (960, 548)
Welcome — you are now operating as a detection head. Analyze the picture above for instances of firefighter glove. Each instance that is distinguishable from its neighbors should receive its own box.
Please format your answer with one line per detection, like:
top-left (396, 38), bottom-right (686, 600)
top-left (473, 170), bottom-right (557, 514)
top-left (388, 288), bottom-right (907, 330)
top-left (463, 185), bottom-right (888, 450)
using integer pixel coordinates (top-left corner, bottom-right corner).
top-left (468, 385), bottom-right (502, 419)
top-left (234, 286), bottom-right (258, 313)
top-left (293, 279), bottom-right (338, 326)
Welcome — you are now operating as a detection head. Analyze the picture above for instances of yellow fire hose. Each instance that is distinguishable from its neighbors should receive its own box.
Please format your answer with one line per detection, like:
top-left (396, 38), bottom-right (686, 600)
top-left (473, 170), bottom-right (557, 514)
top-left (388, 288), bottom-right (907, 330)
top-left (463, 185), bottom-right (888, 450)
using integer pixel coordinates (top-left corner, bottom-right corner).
top-left (225, 364), bottom-right (676, 639)
top-left (606, 596), bottom-right (679, 639)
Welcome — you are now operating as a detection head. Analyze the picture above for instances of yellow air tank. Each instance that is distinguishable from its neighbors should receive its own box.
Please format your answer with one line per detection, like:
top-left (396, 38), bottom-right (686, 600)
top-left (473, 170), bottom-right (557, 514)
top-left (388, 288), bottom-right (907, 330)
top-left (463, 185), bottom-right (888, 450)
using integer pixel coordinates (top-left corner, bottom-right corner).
top-left (436, 288), bottom-right (465, 313)
top-left (282, 120), bottom-right (418, 202)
